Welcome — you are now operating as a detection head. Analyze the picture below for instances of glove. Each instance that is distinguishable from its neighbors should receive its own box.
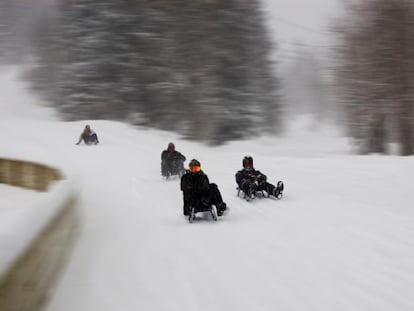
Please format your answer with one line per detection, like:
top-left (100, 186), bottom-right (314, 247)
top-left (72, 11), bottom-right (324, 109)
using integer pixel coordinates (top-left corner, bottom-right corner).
top-left (257, 174), bottom-right (266, 185)
top-left (247, 173), bottom-right (256, 181)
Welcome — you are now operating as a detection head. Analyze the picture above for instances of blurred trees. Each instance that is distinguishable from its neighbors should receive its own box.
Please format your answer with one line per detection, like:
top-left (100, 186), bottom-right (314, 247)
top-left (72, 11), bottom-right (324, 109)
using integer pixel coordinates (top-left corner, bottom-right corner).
top-left (334, 0), bottom-right (414, 155)
top-left (1, 0), bottom-right (280, 145)
top-left (0, 0), bottom-right (36, 61)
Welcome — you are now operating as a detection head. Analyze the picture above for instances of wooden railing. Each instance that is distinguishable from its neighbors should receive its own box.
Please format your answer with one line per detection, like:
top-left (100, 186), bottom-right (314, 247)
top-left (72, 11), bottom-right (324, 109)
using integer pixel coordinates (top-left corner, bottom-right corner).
top-left (0, 157), bottom-right (79, 311)
top-left (0, 158), bottom-right (62, 191)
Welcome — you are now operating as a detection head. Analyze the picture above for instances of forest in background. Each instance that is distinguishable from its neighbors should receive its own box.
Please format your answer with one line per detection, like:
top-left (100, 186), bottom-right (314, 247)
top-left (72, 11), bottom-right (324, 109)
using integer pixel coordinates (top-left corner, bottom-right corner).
top-left (334, 0), bottom-right (414, 155)
top-left (0, 0), bottom-right (279, 145)
top-left (0, 0), bottom-right (413, 154)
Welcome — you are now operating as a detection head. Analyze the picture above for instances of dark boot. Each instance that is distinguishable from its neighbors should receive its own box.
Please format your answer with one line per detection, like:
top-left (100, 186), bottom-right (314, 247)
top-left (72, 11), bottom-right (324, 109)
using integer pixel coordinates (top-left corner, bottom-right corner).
top-left (216, 202), bottom-right (227, 216)
top-left (276, 181), bottom-right (284, 194)
top-left (183, 205), bottom-right (191, 216)
top-left (272, 181), bottom-right (284, 198)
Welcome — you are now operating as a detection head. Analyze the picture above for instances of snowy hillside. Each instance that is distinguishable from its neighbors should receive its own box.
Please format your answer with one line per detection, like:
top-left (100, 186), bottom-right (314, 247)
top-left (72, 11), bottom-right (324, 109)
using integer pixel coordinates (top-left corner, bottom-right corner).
top-left (1, 66), bottom-right (414, 311)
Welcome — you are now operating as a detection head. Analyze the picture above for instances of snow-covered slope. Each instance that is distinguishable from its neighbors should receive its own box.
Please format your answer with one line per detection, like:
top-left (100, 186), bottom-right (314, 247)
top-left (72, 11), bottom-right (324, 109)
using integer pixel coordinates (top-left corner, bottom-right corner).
top-left (1, 67), bottom-right (413, 311)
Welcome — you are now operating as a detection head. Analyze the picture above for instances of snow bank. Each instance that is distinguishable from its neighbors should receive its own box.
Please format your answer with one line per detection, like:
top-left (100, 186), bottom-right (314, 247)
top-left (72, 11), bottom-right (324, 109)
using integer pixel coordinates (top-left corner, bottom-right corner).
top-left (0, 159), bottom-right (79, 311)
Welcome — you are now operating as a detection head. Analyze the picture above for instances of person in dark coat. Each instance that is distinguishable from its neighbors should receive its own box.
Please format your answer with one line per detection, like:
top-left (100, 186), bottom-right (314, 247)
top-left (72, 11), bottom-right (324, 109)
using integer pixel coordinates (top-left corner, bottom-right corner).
top-left (161, 142), bottom-right (186, 177)
top-left (76, 125), bottom-right (99, 145)
top-left (180, 159), bottom-right (227, 216)
top-left (235, 156), bottom-right (284, 199)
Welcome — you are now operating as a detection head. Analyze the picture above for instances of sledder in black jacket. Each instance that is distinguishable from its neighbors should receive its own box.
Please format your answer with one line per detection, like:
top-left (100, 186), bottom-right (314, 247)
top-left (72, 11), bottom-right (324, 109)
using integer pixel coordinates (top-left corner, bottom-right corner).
top-left (161, 142), bottom-right (186, 177)
top-left (180, 159), bottom-right (227, 216)
top-left (235, 156), bottom-right (284, 199)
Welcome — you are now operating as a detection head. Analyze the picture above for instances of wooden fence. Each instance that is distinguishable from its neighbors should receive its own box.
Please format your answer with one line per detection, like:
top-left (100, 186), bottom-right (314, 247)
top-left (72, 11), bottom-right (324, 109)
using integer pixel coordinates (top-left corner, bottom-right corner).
top-left (0, 158), bottom-right (78, 311)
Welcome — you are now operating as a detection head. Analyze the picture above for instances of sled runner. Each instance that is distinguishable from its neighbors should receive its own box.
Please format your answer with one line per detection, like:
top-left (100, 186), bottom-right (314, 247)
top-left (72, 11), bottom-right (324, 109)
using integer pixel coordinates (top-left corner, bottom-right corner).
top-left (237, 181), bottom-right (284, 201)
top-left (188, 203), bottom-right (218, 223)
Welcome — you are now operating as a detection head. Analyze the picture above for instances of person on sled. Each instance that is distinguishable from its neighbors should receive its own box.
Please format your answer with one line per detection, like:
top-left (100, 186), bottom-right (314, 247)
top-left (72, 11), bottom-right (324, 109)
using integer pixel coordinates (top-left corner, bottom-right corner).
top-left (180, 159), bottom-right (228, 216)
top-left (235, 156), bottom-right (284, 199)
top-left (75, 124), bottom-right (99, 145)
top-left (161, 142), bottom-right (186, 178)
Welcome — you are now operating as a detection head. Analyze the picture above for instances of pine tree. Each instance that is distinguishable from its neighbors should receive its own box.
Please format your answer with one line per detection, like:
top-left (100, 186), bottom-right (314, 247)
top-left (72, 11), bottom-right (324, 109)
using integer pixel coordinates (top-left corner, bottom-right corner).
top-left (334, 0), bottom-right (414, 155)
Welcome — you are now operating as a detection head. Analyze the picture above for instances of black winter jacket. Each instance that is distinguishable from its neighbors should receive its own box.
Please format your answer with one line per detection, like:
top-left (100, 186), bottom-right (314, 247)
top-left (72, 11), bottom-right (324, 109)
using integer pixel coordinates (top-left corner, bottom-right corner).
top-left (181, 170), bottom-right (210, 198)
top-left (235, 168), bottom-right (267, 187)
top-left (161, 150), bottom-right (186, 163)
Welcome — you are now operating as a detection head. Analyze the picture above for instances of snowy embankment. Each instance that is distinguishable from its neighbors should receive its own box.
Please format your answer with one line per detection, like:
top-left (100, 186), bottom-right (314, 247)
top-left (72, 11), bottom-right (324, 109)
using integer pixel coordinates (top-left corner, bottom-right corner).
top-left (0, 67), bottom-right (79, 310)
top-left (1, 66), bottom-right (414, 311)
top-left (0, 157), bottom-right (78, 310)
top-left (0, 150), bottom-right (79, 309)
top-left (0, 174), bottom-right (77, 278)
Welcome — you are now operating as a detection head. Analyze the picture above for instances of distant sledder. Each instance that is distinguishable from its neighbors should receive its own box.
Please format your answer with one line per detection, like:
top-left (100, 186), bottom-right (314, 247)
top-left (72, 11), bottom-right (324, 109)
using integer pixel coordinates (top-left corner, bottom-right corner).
top-left (180, 159), bottom-right (228, 222)
top-left (235, 156), bottom-right (284, 201)
top-left (161, 142), bottom-right (186, 179)
top-left (75, 125), bottom-right (99, 145)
